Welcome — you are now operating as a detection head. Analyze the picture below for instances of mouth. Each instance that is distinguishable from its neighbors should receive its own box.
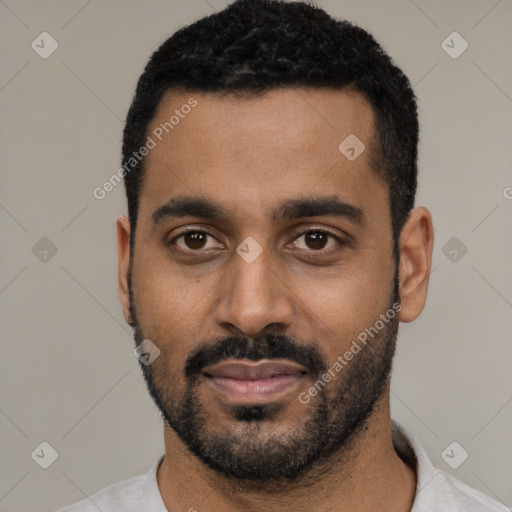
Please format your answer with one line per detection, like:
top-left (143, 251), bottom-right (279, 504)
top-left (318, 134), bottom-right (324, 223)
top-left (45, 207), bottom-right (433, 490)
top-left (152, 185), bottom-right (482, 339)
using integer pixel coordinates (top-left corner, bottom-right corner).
top-left (202, 359), bottom-right (309, 402)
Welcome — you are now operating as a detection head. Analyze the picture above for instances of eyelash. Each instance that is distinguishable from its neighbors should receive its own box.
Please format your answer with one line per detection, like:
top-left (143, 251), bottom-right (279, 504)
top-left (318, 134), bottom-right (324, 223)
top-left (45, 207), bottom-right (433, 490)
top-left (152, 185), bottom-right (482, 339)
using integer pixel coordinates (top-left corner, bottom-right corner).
top-left (169, 227), bottom-right (345, 254)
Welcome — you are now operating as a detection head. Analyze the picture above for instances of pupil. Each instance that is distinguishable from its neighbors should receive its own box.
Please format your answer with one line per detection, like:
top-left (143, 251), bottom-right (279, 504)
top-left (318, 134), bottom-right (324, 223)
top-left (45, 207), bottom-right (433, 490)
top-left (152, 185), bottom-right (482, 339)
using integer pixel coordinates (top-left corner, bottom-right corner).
top-left (186, 232), bottom-right (206, 249)
top-left (306, 232), bottom-right (327, 250)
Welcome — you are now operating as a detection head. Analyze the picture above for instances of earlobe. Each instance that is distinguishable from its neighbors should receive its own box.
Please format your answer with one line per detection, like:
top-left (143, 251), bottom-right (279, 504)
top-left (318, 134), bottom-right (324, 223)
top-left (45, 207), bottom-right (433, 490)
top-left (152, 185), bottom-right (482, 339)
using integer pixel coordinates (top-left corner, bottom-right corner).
top-left (116, 215), bottom-right (133, 326)
top-left (397, 207), bottom-right (434, 323)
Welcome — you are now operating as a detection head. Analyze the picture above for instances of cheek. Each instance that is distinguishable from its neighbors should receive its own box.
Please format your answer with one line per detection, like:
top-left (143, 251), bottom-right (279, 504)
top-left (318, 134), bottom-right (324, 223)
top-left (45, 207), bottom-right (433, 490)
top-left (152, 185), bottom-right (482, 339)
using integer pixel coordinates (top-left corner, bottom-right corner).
top-left (297, 248), bottom-right (394, 357)
top-left (131, 253), bottom-right (209, 362)
top-left (132, 244), bottom-right (202, 316)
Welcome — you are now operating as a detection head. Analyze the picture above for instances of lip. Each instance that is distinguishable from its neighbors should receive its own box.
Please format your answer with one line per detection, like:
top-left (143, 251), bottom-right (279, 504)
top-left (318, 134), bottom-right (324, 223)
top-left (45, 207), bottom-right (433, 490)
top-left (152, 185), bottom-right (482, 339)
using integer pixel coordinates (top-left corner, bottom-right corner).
top-left (202, 359), bottom-right (308, 402)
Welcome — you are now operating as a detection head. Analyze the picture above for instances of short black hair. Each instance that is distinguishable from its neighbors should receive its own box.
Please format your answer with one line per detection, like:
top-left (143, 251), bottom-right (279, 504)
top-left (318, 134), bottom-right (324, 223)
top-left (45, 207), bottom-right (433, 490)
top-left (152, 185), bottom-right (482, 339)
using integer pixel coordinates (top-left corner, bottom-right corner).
top-left (122, 0), bottom-right (418, 249)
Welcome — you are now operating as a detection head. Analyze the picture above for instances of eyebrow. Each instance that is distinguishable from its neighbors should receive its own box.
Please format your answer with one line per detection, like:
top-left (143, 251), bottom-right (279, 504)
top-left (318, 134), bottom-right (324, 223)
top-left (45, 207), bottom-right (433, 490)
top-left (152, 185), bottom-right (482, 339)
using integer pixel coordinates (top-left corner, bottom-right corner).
top-left (152, 195), bottom-right (364, 226)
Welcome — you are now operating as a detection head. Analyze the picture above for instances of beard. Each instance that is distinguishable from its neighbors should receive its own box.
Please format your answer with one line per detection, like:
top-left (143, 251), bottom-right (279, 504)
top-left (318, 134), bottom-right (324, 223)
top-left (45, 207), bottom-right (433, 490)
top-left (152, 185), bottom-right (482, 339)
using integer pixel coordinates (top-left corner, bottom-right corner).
top-left (129, 278), bottom-right (399, 483)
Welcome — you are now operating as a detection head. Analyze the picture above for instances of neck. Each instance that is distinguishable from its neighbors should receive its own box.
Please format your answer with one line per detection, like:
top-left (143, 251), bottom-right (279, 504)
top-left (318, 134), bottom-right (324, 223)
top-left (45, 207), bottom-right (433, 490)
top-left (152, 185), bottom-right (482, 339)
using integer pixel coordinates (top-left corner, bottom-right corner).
top-left (157, 389), bottom-right (416, 512)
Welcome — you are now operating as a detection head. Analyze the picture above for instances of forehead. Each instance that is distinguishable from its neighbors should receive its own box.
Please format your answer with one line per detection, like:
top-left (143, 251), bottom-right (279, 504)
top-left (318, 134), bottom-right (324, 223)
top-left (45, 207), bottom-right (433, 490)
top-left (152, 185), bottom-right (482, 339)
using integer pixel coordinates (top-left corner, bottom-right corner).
top-left (139, 87), bottom-right (386, 224)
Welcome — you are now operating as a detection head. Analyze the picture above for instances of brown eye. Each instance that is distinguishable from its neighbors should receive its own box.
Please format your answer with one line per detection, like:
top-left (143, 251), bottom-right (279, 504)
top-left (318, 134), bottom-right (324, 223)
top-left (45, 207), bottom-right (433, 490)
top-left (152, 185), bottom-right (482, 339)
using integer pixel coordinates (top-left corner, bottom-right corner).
top-left (183, 232), bottom-right (207, 250)
top-left (304, 231), bottom-right (329, 250)
top-left (172, 230), bottom-right (221, 251)
top-left (293, 230), bottom-right (340, 252)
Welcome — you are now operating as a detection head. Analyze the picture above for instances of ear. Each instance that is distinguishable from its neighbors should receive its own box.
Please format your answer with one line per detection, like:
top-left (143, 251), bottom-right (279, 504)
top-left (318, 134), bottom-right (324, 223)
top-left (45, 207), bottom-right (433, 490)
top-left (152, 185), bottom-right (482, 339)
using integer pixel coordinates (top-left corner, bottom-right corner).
top-left (116, 215), bottom-right (133, 326)
top-left (397, 207), bottom-right (434, 323)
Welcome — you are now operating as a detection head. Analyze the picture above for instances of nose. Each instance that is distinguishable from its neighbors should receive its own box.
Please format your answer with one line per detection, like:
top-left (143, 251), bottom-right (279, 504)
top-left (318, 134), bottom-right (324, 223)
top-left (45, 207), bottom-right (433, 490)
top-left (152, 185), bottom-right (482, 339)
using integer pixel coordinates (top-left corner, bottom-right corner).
top-left (213, 249), bottom-right (294, 338)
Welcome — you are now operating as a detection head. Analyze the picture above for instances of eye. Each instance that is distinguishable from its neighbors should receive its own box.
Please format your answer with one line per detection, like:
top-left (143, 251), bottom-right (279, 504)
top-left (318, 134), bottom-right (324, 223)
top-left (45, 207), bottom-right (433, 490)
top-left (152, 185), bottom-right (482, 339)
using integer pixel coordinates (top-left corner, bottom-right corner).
top-left (291, 230), bottom-right (342, 252)
top-left (170, 228), bottom-right (344, 254)
top-left (171, 230), bottom-right (223, 251)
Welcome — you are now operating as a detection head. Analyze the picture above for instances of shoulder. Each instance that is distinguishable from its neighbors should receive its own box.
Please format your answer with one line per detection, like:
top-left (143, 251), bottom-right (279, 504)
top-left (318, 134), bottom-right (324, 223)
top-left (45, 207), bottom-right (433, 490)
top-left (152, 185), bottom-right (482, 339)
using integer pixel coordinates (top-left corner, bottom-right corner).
top-left (54, 457), bottom-right (165, 512)
top-left (391, 421), bottom-right (509, 512)
top-left (55, 475), bottom-right (143, 512)
top-left (428, 469), bottom-right (510, 511)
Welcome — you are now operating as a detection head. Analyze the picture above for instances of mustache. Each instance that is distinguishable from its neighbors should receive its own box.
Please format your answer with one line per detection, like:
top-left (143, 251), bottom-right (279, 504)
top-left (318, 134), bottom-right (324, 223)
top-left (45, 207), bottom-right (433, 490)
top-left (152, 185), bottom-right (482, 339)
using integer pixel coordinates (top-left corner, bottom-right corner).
top-left (185, 333), bottom-right (327, 378)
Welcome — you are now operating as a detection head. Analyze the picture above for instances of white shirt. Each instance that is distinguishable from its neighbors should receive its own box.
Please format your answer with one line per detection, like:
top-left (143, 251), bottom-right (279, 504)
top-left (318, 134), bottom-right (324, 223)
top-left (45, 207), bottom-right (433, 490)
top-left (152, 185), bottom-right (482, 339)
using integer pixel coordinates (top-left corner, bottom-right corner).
top-left (56, 421), bottom-right (508, 511)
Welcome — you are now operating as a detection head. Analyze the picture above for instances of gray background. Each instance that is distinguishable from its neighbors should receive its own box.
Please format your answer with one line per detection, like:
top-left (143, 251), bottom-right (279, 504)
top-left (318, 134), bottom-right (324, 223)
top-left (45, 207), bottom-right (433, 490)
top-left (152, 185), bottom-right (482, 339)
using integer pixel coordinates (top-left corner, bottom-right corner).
top-left (1, 1), bottom-right (511, 511)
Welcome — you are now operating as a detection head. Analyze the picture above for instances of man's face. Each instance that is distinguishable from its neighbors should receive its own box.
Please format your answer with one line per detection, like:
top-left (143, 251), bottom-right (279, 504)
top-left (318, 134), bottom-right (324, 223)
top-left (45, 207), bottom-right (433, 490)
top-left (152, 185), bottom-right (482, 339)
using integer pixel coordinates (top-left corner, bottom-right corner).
top-left (127, 88), bottom-right (398, 480)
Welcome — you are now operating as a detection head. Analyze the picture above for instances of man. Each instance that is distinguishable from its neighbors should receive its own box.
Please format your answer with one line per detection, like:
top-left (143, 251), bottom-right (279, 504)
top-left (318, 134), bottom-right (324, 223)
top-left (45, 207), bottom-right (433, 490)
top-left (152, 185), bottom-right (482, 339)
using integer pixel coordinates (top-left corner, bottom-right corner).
top-left (58, 0), bottom-right (507, 510)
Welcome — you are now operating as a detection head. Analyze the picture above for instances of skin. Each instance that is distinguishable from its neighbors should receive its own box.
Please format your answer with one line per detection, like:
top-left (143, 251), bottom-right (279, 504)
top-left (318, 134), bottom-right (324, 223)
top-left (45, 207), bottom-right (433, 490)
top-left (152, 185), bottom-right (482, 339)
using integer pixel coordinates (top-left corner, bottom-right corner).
top-left (116, 87), bottom-right (434, 512)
